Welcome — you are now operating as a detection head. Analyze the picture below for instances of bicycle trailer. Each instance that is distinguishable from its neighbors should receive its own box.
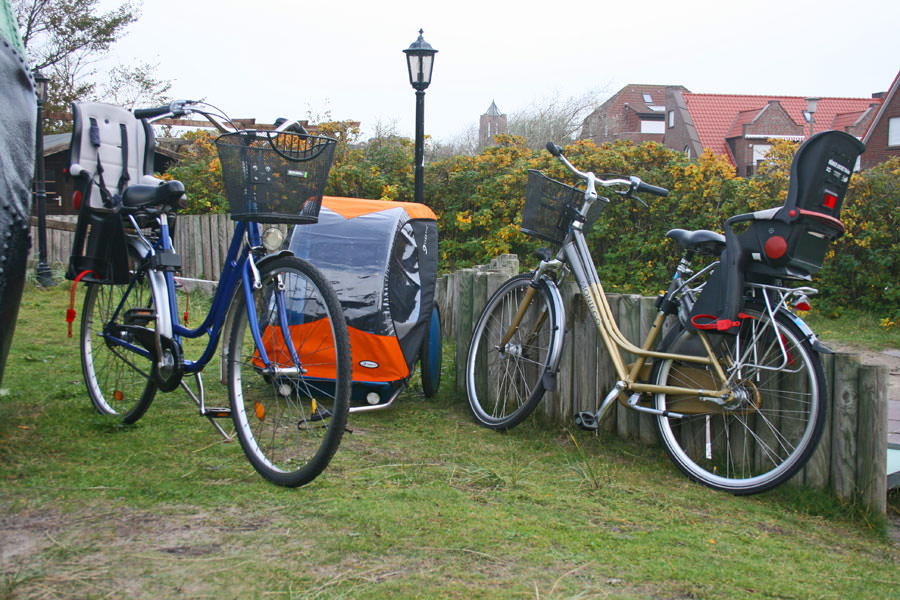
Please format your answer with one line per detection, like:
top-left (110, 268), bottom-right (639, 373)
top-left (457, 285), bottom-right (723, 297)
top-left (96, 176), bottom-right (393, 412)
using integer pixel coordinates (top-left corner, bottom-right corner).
top-left (284, 196), bottom-right (441, 411)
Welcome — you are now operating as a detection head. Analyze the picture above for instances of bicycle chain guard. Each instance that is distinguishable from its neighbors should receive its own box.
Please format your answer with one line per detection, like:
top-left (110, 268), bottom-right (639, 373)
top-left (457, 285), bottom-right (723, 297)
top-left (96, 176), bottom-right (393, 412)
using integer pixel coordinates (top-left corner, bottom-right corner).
top-left (124, 325), bottom-right (184, 392)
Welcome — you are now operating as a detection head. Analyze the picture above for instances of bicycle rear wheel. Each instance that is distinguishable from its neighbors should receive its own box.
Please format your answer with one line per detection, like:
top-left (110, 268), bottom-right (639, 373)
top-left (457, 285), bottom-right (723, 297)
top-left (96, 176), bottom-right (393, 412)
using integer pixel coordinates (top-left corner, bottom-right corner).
top-left (465, 274), bottom-right (564, 430)
top-left (227, 255), bottom-right (351, 487)
top-left (651, 303), bottom-right (826, 494)
top-left (80, 276), bottom-right (158, 424)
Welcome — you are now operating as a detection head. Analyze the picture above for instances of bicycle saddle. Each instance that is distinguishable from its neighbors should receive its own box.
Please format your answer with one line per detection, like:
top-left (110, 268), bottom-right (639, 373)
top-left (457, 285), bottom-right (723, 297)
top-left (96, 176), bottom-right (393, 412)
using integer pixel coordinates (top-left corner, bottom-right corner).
top-left (121, 180), bottom-right (186, 211)
top-left (666, 228), bottom-right (725, 256)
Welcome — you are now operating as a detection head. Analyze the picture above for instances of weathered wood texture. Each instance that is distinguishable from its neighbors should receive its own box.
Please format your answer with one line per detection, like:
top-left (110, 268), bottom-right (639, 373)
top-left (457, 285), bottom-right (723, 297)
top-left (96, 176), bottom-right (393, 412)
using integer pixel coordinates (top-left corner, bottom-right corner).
top-left (31, 213), bottom-right (248, 280)
top-left (437, 255), bottom-right (891, 514)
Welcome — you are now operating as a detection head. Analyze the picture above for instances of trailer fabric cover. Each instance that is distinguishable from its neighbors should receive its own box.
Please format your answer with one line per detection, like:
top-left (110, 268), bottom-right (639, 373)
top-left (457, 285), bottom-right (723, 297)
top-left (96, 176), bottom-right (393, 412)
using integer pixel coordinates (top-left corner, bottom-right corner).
top-left (289, 196), bottom-right (438, 384)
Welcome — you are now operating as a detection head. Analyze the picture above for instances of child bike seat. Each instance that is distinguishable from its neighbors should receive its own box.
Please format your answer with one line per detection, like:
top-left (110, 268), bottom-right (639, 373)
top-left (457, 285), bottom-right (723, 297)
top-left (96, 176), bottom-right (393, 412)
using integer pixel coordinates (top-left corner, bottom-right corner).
top-left (690, 130), bottom-right (865, 334)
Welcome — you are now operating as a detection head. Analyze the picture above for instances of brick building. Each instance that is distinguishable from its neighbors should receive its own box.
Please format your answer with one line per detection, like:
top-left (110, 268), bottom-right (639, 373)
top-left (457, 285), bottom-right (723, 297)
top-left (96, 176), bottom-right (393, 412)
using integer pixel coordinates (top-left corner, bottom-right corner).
top-left (582, 80), bottom-right (889, 175)
top-left (580, 84), bottom-right (686, 145)
top-left (665, 90), bottom-right (878, 175)
top-left (861, 70), bottom-right (900, 170)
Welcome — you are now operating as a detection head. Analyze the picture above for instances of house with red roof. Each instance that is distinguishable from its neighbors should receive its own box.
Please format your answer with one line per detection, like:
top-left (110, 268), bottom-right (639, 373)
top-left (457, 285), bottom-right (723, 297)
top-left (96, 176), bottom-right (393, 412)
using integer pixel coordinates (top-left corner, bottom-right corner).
top-left (667, 89), bottom-right (880, 175)
top-left (581, 79), bottom-right (890, 175)
top-left (860, 70), bottom-right (900, 170)
top-left (581, 84), bottom-right (687, 145)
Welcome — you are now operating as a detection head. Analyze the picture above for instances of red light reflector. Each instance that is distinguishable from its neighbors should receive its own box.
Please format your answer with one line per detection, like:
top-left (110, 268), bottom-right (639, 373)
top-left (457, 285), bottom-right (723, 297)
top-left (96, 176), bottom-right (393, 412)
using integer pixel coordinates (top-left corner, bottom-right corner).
top-left (795, 301), bottom-right (811, 311)
top-left (823, 193), bottom-right (837, 209)
top-left (764, 235), bottom-right (787, 259)
top-left (73, 190), bottom-right (82, 210)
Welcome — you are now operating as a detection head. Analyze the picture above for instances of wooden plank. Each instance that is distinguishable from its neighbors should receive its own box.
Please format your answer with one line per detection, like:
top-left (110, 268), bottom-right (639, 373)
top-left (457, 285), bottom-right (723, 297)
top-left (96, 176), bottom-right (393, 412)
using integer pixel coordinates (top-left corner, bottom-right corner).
top-left (857, 364), bottom-right (888, 514)
top-left (599, 293), bottom-right (620, 434)
top-left (202, 215), bottom-right (213, 279)
top-left (191, 216), bottom-right (203, 279)
top-left (455, 269), bottom-right (475, 394)
top-left (550, 282), bottom-right (577, 424)
top-left (219, 213), bottom-right (229, 276)
top-left (802, 352), bottom-right (834, 489)
top-left (616, 295), bottom-right (642, 440)
top-left (638, 296), bottom-right (659, 445)
top-left (570, 287), bottom-right (598, 427)
top-left (830, 353), bottom-right (861, 501)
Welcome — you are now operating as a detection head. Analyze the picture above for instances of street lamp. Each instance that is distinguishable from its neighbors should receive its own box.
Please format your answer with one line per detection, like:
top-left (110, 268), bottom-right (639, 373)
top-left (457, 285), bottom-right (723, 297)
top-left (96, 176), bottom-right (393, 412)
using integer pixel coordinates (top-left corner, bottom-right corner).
top-left (805, 97), bottom-right (819, 139)
top-left (403, 29), bottom-right (437, 205)
top-left (33, 68), bottom-right (54, 287)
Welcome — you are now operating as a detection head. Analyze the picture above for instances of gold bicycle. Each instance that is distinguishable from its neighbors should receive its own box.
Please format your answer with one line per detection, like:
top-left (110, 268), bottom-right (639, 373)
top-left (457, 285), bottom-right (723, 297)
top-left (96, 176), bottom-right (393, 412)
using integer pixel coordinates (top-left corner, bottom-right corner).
top-left (465, 132), bottom-right (864, 494)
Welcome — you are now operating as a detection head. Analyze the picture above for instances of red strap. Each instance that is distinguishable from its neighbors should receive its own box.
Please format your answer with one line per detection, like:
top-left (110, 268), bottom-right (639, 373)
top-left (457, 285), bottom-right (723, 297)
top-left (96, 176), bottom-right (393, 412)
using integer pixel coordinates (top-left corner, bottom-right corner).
top-left (691, 314), bottom-right (741, 331)
top-left (174, 277), bottom-right (189, 325)
top-left (67, 270), bottom-right (95, 338)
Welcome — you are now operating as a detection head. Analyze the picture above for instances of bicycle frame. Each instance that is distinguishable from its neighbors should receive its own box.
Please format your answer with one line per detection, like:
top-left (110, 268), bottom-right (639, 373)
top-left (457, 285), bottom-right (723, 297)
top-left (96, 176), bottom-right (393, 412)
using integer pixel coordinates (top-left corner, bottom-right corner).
top-left (107, 215), bottom-right (300, 386)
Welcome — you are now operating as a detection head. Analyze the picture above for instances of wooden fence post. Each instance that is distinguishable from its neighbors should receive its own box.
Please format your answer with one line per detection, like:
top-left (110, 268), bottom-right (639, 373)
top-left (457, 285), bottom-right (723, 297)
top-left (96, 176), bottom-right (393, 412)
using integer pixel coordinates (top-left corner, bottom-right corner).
top-left (616, 295), bottom-right (642, 440)
top-left (857, 364), bottom-right (888, 514)
top-left (831, 353), bottom-right (861, 501)
top-left (454, 269), bottom-right (475, 394)
top-left (800, 352), bottom-right (834, 489)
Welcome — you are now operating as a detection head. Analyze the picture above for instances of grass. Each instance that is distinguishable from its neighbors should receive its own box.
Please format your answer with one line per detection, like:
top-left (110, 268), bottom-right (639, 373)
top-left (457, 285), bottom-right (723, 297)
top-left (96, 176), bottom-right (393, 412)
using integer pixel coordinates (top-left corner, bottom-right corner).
top-left (1, 283), bottom-right (899, 599)
top-left (804, 308), bottom-right (900, 351)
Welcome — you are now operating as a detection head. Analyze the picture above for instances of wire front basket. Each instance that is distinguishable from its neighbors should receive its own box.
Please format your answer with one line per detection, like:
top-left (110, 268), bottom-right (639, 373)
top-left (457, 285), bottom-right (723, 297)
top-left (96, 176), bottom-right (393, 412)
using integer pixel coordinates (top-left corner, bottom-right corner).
top-left (216, 130), bottom-right (337, 224)
top-left (521, 170), bottom-right (603, 244)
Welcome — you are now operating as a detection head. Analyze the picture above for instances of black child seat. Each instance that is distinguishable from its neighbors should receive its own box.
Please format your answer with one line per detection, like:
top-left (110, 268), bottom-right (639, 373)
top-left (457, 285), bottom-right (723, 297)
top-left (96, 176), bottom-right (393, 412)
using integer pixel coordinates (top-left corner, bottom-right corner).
top-left (689, 130), bottom-right (865, 333)
top-left (66, 102), bottom-right (185, 284)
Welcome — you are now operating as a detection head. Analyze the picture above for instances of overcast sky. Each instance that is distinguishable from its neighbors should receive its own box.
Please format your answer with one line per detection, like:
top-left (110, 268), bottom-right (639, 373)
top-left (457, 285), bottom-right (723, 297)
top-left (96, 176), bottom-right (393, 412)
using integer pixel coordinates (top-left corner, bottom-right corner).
top-left (100, 0), bottom-right (899, 142)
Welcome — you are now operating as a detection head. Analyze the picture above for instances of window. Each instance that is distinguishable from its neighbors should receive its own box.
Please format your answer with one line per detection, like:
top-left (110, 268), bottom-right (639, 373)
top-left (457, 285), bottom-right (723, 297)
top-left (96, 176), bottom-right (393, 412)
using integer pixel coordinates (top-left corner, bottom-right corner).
top-left (668, 110), bottom-right (675, 128)
top-left (643, 93), bottom-right (653, 103)
top-left (889, 117), bottom-right (900, 146)
top-left (752, 144), bottom-right (772, 164)
top-left (640, 119), bottom-right (665, 134)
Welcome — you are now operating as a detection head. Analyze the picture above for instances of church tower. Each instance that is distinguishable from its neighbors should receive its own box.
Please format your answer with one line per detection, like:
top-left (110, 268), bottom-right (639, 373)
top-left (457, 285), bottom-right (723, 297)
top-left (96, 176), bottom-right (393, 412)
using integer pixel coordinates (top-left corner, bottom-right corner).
top-left (479, 100), bottom-right (507, 149)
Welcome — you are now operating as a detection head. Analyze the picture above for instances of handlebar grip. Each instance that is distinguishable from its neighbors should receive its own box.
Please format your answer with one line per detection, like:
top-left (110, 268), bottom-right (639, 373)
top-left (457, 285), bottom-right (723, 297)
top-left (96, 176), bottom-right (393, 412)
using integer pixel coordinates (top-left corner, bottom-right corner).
top-left (545, 142), bottom-right (562, 157)
top-left (632, 177), bottom-right (669, 197)
top-left (133, 100), bottom-right (191, 120)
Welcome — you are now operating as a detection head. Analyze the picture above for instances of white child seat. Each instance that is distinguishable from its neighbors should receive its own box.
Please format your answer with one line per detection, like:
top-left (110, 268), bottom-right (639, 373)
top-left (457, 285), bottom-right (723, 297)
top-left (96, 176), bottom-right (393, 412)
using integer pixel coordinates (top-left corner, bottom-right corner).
top-left (69, 102), bottom-right (162, 211)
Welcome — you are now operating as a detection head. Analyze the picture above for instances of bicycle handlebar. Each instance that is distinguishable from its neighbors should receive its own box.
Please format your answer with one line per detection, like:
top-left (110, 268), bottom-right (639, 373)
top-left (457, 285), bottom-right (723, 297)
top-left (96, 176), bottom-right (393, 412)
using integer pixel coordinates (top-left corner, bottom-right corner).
top-left (545, 141), bottom-right (669, 199)
top-left (132, 100), bottom-right (308, 136)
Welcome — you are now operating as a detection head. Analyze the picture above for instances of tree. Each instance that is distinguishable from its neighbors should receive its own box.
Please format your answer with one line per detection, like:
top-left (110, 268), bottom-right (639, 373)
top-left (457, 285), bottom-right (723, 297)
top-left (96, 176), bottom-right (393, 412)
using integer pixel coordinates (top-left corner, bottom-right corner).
top-left (506, 90), bottom-right (604, 149)
top-left (14, 0), bottom-right (170, 129)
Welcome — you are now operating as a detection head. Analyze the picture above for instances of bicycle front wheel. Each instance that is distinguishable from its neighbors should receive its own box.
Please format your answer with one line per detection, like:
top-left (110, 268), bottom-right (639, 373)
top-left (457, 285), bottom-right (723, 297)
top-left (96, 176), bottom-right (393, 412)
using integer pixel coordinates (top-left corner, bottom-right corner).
top-left (465, 274), bottom-right (563, 430)
top-left (651, 303), bottom-right (826, 494)
top-left (227, 255), bottom-right (351, 487)
top-left (80, 277), bottom-right (158, 424)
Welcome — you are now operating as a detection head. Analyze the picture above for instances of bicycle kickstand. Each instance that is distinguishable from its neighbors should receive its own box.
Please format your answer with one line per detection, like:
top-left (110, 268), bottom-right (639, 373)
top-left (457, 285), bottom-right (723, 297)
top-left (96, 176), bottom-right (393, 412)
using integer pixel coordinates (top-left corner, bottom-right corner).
top-left (180, 372), bottom-right (232, 441)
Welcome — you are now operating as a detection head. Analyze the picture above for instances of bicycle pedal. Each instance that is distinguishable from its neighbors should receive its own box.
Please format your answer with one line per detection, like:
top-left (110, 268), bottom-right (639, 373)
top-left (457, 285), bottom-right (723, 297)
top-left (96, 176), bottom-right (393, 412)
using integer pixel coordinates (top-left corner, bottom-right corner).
top-left (575, 411), bottom-right (599, 431)
top-left (201, 407), bottom-right (232, 418)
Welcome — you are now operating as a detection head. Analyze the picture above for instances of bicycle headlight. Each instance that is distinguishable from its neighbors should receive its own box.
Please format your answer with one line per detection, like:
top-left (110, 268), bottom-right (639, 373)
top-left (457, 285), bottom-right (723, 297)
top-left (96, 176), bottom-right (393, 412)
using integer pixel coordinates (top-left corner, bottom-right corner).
top-left (261, 227), bottom-right (285, 253)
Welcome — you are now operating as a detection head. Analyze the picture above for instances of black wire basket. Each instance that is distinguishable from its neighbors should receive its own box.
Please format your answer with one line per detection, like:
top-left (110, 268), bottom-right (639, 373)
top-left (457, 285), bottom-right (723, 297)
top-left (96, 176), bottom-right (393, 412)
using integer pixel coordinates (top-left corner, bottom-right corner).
top-left (521, 170), bottom-right (604, 244)
top-left (216, 130), bottom-right (337, 224)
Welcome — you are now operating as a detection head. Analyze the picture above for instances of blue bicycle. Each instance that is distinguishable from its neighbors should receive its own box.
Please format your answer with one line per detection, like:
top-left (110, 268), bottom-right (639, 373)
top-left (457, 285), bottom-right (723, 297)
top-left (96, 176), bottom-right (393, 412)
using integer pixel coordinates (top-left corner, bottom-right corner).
top-left (68, 100), bottom-right (351, 487)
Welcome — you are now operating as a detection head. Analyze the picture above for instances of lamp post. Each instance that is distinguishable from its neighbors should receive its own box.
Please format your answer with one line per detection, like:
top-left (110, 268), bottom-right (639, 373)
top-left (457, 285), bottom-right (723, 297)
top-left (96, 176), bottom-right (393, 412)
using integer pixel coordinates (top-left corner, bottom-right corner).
top-left (403, 29), bottom-right (437, 205)
top-left (33, 68), bottom-right (54, 287)
top-left (805, 97), bottom-right (819, 139)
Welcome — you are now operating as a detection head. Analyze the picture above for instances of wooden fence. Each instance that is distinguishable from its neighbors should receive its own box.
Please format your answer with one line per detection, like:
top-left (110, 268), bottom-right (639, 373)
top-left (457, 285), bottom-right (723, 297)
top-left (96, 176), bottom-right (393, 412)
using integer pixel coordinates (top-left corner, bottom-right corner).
top-left (31, 213), bottom-right (246, 281)
top-left (436, 255), bottom-right (890, 514)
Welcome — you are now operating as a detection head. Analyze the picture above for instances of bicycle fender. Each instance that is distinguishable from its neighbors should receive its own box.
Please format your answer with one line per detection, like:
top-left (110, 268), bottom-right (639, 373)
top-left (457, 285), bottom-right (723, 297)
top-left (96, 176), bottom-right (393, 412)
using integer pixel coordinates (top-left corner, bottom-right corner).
top-left (539, 276), bottom-right (567, 389)
top-left (219, 250), bottom-right (296, 373)
top-left (781, 308), bottom-right (833, 354)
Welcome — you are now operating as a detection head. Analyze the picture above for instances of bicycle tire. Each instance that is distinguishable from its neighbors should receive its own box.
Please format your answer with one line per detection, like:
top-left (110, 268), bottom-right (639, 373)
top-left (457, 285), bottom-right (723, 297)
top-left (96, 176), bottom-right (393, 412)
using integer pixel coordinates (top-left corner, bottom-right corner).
top-left (80, 275), bottom-right (158, 424)
top-left (651, 303), bottom-right (826, 495)
top-left (420, 305), bottom-right (442, 398)
top-left (465, 274), bottom-right (563, 430)
top-left (227, 255), bottom-right (351, 487)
